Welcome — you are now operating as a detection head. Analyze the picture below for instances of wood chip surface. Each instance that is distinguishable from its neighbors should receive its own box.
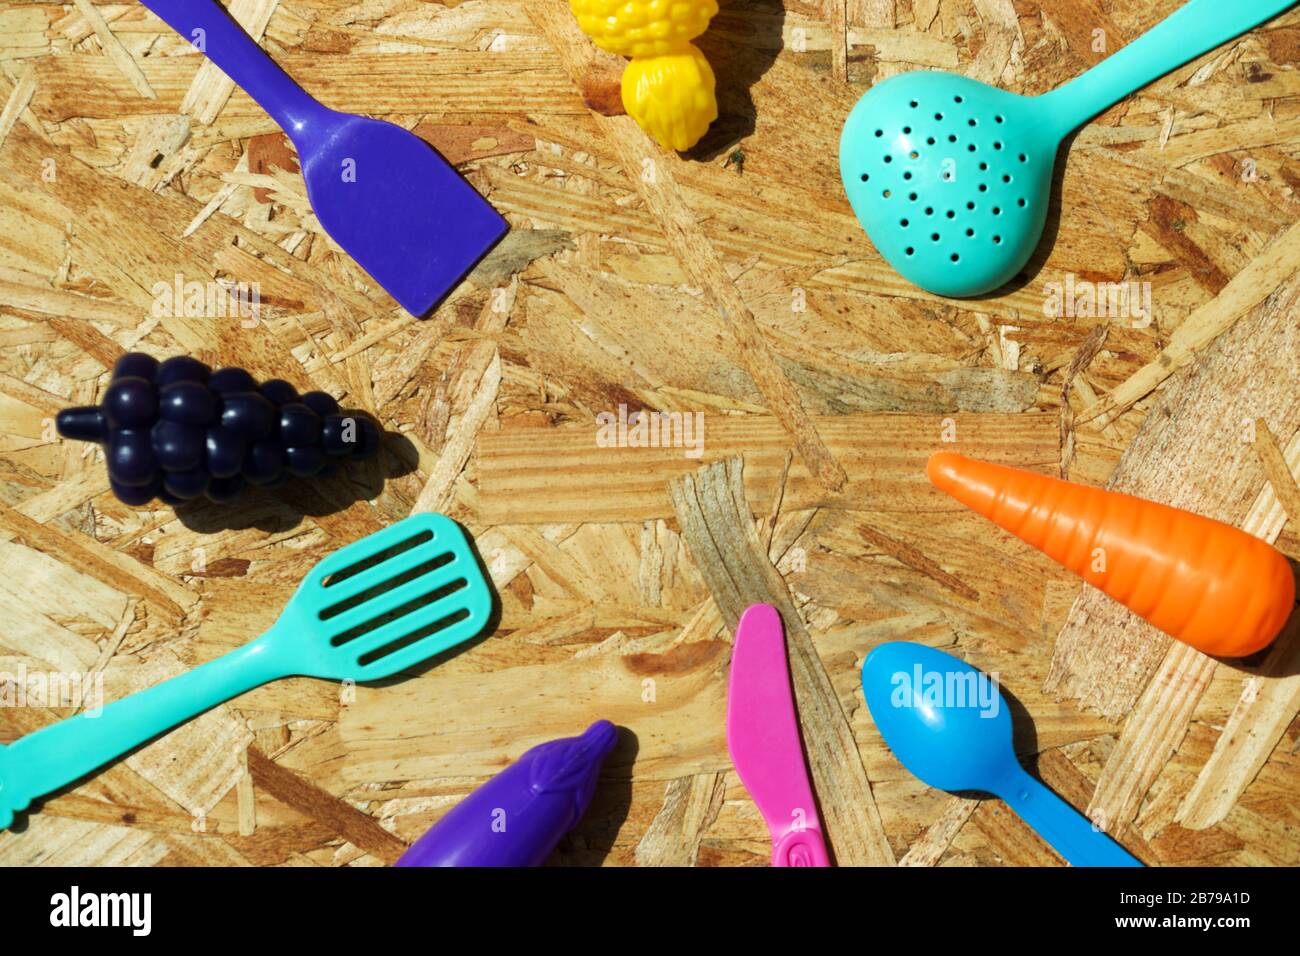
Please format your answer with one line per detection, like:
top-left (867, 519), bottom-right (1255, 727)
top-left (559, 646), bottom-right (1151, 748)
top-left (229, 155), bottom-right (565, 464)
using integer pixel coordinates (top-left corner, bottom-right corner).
top-left (0, 0), bottom-right (1296, 866)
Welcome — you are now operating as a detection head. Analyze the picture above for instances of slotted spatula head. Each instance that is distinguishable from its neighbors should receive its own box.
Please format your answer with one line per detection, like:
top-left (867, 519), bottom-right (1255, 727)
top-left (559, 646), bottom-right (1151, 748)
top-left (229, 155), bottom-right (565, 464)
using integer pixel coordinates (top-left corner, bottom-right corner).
top-left (274, 512), bottom-right (493, 682)
top-left (840, 72), bottom-right (1058, 298)
top-left (296, 111), bottom-right (508, 317)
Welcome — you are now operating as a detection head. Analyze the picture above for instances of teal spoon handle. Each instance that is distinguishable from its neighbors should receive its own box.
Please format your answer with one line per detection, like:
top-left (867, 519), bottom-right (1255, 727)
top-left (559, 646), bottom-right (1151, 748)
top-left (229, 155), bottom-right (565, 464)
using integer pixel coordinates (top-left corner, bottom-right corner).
top-left (1044, 0), bottom-right (1298, 131)
top-left (0, 633), bottom-right (287, 829)
top-left (996, 766), bottom-right (1143, 867)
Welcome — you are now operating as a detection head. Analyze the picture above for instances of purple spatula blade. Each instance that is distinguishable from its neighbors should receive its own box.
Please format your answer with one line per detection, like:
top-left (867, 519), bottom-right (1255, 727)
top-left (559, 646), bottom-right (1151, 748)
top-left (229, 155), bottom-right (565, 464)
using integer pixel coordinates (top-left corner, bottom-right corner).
top-left (139, 0), bottom-right (507, 316)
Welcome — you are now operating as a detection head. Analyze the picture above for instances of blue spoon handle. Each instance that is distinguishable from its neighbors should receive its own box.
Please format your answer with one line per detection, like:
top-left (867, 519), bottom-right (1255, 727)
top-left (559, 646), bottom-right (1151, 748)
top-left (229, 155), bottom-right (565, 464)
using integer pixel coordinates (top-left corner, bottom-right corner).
top-left (997, 766), bottom-right (1142, 867)
top-left (138, 0), bottom-right (325, 133)
top-left (1045, 0), bottom-right (1298, 131)
top-left (0, 635), bottom-right (286, 829)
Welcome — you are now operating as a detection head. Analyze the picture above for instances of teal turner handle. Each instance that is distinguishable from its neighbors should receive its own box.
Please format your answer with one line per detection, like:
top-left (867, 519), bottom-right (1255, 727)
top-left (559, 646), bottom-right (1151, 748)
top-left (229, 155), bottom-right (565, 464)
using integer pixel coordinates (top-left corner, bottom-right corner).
top-left (0, 632), bottom-right (288, 829)
top-left (1043, 0), bottom-right (1297, 131)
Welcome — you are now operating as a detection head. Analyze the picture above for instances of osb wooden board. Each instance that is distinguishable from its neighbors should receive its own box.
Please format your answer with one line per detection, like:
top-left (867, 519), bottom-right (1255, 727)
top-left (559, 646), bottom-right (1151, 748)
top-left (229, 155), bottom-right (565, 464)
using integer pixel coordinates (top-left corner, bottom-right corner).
top-left (0, 0), bottom-right (1297, 867)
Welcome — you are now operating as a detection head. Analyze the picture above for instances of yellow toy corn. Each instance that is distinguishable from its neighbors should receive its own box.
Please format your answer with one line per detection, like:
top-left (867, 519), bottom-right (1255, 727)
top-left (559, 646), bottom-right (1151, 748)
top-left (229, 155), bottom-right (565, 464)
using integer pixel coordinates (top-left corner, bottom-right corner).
top-left (570, 0), bottom-right (720, 151)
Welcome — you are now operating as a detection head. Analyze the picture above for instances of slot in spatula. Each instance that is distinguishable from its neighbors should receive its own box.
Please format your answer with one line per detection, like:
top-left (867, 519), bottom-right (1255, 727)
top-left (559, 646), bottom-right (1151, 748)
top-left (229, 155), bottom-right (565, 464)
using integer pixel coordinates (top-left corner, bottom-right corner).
top-left (0, 513), bottom-right (492, 830)
top-left (140, 0), bottom-right (508, 316)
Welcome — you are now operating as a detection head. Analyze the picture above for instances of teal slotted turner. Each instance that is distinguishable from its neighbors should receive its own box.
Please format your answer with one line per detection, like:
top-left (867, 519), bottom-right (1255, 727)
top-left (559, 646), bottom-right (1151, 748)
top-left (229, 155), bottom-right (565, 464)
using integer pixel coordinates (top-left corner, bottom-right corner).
top-left (0, 513), bottom-right (491, 829)
top-left (839, 0), bottom-right (1298, 298)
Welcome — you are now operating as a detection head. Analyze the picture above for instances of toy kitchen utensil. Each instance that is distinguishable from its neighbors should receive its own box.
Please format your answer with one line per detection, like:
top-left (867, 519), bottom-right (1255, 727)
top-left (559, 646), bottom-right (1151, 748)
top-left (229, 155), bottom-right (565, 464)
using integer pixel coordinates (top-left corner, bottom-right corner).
top-left (862, 641), bottom-right (1142, 867)
top-left (139, 0), bottom-right (507, 316)
top-left (396, 720), bottom-right (618, 867)
top-left (0, 513), bottom-right (492, 830)
top-left (726, 603), bottom-right (830, 866)
top-left (927, 452), bottom-right (1294, 658)
top-left (840, 0), bottom-right (1297, 298)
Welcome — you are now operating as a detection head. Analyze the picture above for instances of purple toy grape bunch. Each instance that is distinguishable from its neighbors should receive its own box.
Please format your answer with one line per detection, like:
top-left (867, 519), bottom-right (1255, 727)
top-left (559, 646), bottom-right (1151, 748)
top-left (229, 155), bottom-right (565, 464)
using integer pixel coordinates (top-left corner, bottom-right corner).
top-left (57, 353), bottom-right (383, 507)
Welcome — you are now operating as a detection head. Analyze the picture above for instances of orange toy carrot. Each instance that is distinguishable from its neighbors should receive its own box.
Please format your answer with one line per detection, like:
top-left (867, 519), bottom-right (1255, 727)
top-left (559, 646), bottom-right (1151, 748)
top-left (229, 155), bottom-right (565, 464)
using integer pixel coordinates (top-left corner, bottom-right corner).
top-left (927, 452), bottom-right (1295, 658)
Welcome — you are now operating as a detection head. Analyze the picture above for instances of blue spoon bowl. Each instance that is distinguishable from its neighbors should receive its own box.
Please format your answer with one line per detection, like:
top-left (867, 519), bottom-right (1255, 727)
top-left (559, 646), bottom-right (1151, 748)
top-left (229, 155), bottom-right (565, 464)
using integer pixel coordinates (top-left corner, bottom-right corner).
top-left (862, 641), bottom-right (1142, 867)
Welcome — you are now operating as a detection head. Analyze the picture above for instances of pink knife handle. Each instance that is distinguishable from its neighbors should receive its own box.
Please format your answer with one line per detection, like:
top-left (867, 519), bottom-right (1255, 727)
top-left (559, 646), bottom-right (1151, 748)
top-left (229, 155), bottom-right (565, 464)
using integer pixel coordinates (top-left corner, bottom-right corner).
top-left (773, 827), bottom-right (831, 867)
top-left (728, 603), bottom-right (835, 868)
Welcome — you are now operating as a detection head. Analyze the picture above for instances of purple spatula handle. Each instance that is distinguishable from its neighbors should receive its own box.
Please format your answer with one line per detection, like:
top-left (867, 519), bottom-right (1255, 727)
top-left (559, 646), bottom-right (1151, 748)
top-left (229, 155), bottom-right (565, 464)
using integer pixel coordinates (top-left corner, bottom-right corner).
top-left (139, 0), bottom-right (323, 132)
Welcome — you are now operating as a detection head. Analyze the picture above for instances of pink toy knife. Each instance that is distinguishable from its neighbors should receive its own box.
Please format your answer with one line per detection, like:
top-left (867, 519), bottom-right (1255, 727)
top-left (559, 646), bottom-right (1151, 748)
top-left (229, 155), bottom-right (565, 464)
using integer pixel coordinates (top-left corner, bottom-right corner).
top-left (726, 603), bottom-right (831, 867)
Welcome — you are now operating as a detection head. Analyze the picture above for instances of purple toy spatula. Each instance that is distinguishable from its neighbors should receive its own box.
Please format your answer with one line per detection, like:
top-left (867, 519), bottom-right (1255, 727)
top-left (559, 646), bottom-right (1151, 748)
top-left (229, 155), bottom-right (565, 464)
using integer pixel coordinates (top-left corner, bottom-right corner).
top-left (139, 1), bottom-right (507, 316)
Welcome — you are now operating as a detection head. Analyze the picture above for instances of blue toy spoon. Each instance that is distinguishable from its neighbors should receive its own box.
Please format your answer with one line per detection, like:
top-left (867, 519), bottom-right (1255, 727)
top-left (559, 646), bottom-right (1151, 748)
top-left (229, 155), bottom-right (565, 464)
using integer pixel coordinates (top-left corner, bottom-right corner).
top-left (861, 641), bottom-right (1142, 867)
top-left (139, 0), bottom-right (508, 316)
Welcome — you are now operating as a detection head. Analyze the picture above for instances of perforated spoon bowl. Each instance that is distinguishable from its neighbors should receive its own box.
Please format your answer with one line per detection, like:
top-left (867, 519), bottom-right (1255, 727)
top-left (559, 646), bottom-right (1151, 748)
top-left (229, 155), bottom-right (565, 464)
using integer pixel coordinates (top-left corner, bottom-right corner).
top-left (862, 641), bottom-right (1142, 867)
top-left (840, 0), bottom-right (1297, 297)
top-left (0, 513), bottom-right (492, 830)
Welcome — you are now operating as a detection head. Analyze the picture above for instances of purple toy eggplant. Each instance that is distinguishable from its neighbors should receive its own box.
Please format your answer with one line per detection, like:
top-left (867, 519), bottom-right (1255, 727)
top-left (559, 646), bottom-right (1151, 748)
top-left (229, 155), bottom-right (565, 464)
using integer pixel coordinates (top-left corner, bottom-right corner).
top-left (396, 720), bottom-right (617, 867)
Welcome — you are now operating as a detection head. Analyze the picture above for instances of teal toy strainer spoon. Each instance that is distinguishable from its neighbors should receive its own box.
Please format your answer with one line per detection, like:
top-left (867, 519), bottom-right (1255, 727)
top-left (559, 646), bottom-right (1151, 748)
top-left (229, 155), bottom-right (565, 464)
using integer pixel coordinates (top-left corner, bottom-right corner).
top-left (0, 513), bottom-right (492, 829)
top-left (840, 0), bottom-right (1297, 298)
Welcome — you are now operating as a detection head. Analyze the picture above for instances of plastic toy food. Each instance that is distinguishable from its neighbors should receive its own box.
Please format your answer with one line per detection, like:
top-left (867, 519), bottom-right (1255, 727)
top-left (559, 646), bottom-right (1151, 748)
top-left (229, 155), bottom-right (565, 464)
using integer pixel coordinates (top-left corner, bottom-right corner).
top-left (0, 513), bottom-right (493, 831)
top-left (138, 0), bottom-right (506, 316)
top-left (395, 720), bottom-right (618, 867)
top-left (862, 641), bottom-right (1142, 867)
top-left (569, 0), bottom-right (719, 151)
top-left (927, 452), bottom-right (1295, 658)
top-left (56, 353), bottom-right (382, 507)
top-left (839, 0), bottom-right (1297, 297)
